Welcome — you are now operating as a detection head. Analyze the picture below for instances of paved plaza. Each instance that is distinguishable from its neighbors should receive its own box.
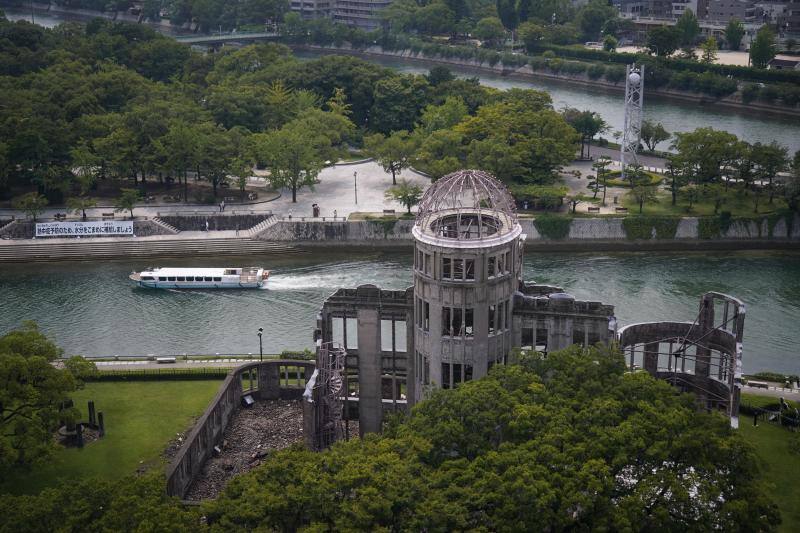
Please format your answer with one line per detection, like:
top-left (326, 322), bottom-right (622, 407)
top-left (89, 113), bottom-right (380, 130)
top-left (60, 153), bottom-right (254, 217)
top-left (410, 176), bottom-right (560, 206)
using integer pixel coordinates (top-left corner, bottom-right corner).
top-left (0, 161), bottom-right (431, 221)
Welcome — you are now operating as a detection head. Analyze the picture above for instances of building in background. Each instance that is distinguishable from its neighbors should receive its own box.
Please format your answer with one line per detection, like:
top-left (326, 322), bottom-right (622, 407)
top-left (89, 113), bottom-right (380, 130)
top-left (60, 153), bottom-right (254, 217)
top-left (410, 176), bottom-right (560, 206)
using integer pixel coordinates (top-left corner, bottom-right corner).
top-left (332, 0), bottom-right (392, 30)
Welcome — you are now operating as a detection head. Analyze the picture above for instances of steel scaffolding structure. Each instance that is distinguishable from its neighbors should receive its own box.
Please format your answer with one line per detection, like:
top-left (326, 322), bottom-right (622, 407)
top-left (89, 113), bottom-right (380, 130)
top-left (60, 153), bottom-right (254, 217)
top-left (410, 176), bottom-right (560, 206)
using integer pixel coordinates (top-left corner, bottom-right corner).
top-left (621, 64), bottom-right (644, 181)
top-left (309, 342), bottom-right (346, 451)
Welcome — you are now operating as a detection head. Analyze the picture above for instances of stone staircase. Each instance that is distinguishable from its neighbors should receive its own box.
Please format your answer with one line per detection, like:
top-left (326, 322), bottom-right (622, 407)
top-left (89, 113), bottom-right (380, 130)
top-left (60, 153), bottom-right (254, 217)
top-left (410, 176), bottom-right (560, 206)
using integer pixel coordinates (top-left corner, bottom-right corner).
top-left (0, 238), bottom-right (302, 263)
top-left (245, 215), bottom-right (278, 238)
top-left (151, 217), bottom-right (180, 234)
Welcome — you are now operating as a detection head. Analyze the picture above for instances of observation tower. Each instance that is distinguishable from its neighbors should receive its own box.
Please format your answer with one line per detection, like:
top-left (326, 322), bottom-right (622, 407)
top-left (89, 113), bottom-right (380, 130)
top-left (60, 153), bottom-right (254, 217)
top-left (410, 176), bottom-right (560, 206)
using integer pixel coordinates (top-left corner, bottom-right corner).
top-left (410, 170), bottom-right (524, 402)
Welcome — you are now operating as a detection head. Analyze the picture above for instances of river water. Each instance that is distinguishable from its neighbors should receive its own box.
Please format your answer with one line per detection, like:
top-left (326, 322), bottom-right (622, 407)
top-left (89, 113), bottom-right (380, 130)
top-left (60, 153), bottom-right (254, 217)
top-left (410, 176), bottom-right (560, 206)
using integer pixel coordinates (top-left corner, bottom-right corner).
top-left (4, 7), bottom-right (800, 153)
top-left (1, 250), bottom-right (798, 374)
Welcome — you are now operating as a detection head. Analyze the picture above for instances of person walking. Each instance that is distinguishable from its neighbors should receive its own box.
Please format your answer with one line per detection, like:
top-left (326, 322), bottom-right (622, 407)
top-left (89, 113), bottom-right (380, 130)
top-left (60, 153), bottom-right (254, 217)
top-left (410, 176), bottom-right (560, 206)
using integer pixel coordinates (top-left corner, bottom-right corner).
top-left (221, 200), bottom-right (226, 212)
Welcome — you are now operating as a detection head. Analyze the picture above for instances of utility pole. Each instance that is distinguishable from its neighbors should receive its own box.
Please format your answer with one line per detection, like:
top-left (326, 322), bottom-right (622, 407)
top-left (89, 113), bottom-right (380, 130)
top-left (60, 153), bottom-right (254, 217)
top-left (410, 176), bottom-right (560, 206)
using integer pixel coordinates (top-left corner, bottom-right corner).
top-left (257, 327), bottom-right (263, 362)
top-left (353, 171), bottom-right (358, 205)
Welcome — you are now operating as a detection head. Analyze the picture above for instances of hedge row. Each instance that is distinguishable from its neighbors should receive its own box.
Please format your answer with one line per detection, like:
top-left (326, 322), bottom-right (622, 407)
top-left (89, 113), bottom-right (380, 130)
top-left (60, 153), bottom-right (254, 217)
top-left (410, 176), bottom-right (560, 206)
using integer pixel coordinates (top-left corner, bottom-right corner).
top-left (89, 368), bottom-right (229, 381)
top-left (529, 43), bottom-right (800, 86)
top-left (533, 214), bottom-right (572, 240)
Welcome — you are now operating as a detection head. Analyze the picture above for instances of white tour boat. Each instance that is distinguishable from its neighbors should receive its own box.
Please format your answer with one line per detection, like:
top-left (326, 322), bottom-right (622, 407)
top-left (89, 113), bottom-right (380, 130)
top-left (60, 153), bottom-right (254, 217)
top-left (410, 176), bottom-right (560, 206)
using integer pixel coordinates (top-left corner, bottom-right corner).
top-left (129, 267), bottom-right (270, 289)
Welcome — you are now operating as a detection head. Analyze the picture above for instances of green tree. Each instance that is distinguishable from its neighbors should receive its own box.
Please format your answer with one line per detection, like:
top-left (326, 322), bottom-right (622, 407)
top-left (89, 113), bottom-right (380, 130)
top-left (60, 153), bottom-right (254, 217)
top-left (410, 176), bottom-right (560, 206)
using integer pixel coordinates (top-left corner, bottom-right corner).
top-left (66, 196), bottom-right (97, 221)
top-left (385, 179), bottom-right (424, 214)
top-left (751, 141), bottom-right (789, 204)
top-left (671, 127), bottom-right (740, 185)
top-left (724, 19), bottom-right (745, 51)
top-left (417, 96), bottom-right (468, 136)
top-left (205, 345), bottom-right (780, 531)
top-left (626, 164), bottom-right (658, 212)
top-left (646, 25), bottom-right (680, 57)
top-left (12, 192), bottom-right (48, 221)
top-left (518, 21), bottom-right (545, 52)
top-left (680, 183), bottom-right (701, 211)
top-left (640, 120), bottom-right (670, 152)
top-left (603, 34), bottom-right (618, 52)
top-left (255, 123), bottom-right (327, 203)
top-left (474, 17), bottom-right (506, 47)
top-left (0, 322), bottom-right (95, 475)
top-left (365, 131), bottom-right (417, 185)
top-left (591, 156), bottom-right (613, 205)
top-left (562, 108), bottom-right (608, 159)
top-left (675, 8), bottom-right (700, 47)
top-left (574, 0), bottom-right (616, 42)
top-left (750, 26), bottom-right (777, 69)
top-left (703, 183), bottom-right (729, 214)
top-left (369, 75), bottom-right (430, 134)
top-left (496, 0), bottom-right (519, 33)
top-left (700, 36), bottom-right (718, 64)
top-left (114, 188), bottom-right (141, 219)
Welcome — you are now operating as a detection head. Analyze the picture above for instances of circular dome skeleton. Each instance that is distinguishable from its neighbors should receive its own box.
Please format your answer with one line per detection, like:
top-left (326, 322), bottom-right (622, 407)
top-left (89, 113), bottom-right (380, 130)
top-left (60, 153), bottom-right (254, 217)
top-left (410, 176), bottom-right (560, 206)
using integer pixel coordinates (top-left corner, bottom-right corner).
top-left (415, 169), bottom-right (518, 242)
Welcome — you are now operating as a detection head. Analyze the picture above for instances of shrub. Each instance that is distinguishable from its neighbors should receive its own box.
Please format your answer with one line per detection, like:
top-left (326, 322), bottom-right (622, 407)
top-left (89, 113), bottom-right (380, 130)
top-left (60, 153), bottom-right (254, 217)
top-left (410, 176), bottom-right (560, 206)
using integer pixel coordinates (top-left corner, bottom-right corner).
top-left (533, 214), bottom-right (572, 239)
top-left (622, 216), bottom-right (680, 240)
top-left (587, 63), bottom-right (606, 80)
top-left (741, 83), bottom-right (760, 103)
top-left (604, 66), bottom-right (625, 84)
top-left (698, 216), bottom-right (722, 239)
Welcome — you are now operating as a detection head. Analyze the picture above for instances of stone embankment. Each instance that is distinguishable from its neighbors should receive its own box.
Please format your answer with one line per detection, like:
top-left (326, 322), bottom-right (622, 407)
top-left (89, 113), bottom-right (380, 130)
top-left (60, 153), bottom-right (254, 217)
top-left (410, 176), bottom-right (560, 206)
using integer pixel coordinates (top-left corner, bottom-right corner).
top-left (252, 213), bottom-right (800, 250)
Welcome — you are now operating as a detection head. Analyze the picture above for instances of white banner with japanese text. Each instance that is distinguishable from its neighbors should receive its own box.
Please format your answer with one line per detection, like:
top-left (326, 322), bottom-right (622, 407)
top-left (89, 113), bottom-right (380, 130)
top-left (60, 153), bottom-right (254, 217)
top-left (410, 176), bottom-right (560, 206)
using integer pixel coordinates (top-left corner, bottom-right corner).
top-left (35, 220), bottom-right (134, 237)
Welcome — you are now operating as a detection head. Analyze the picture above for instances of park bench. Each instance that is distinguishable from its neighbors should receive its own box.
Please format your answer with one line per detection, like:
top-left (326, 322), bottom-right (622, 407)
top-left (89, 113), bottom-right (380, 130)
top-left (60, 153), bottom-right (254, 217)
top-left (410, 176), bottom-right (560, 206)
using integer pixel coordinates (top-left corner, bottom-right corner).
top-left (53, 213), bottom-right (67, 220)
top-left (101, 212), bottom-right (115, 219)
top-left (383, 209), bottom-right (396, 215)
top-left (615, 207), bottom-right (628, 213)
top-left (587, 206), bottom-right (600, 213)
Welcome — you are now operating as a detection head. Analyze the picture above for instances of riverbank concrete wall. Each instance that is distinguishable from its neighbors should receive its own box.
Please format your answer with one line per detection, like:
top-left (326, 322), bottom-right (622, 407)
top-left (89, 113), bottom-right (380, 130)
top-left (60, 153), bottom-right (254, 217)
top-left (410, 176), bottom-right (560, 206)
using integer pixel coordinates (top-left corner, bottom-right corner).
top-left (294, 45), bottom-right (800, 119)
top-left (0, 219), bottom-right (176, 239)
top-left (253, 214), bottom-right (800, 248)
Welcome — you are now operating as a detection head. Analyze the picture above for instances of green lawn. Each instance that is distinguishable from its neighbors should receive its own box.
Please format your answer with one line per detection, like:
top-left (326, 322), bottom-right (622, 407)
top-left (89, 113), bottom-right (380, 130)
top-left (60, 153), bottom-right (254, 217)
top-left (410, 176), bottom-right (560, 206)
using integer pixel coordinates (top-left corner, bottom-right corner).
top-left (738, 407), bottom-right (800, 531)
top-left (621, 191), bottom-right (789, 217)
top-left (0, 380), bottom-right (221, 495)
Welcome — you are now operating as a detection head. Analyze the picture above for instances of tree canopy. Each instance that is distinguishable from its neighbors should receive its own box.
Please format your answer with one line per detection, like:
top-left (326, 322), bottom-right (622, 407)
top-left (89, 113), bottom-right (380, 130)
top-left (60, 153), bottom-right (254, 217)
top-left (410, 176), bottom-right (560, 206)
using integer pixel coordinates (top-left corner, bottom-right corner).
top-left (203, 345), bottom-right (780, 531)
top-left (0, 322), bottom-right (95, 476)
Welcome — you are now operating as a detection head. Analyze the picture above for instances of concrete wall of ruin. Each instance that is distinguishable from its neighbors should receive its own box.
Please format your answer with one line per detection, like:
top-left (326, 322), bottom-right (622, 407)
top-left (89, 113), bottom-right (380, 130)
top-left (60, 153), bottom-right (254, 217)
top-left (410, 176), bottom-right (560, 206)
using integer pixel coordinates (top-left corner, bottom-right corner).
top-left (165, 360), bottom-right (315, 499)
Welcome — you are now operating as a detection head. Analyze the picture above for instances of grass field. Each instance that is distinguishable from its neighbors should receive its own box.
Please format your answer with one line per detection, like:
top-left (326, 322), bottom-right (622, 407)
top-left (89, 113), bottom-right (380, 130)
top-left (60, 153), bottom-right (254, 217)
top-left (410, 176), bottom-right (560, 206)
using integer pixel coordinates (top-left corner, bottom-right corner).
top-left (739, 421), bottom-right (800, 531)
top-left (621, 191), bottom-right (789, 217)
top-left (0, 380), bottom-right (221, 495)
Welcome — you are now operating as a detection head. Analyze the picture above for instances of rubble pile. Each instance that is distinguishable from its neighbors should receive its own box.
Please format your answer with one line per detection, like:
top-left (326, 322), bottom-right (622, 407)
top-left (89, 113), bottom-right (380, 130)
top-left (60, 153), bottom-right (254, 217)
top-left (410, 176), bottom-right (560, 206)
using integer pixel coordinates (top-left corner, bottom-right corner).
top-left (186, 399), bottom-right (303, 500)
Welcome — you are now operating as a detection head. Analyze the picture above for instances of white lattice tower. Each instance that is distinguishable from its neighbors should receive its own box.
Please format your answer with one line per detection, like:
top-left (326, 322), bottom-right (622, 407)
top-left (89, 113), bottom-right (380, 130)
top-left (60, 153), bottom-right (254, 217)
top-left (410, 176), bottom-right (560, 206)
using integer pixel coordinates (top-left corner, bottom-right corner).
top-left (621, 64), bottom-right (644, 180)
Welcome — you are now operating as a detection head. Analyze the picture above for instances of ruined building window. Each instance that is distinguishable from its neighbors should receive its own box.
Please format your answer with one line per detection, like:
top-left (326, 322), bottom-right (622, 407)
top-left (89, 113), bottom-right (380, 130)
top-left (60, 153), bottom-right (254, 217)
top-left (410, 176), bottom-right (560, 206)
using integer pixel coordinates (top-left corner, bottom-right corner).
top-left (465, 259), bottom-right (475, 280)
top-left (489, 301), bottom-right (509, 334)
top-left (487, 256), bottom-right (496, 277)
top-left (443, 258), bottom-right (452, 279)
top-left (442, 307), bottom-right (473, 337)
top-left (424, 253), bottom-right (431, 275)
top-left (424, 301), bottom-right (430, 331)
top-left (441, 362), bottom-right (473, 389)
top-left (453, 259), bottom-right (464, 279)
top-left (489, 305), bottom-right (496, 334)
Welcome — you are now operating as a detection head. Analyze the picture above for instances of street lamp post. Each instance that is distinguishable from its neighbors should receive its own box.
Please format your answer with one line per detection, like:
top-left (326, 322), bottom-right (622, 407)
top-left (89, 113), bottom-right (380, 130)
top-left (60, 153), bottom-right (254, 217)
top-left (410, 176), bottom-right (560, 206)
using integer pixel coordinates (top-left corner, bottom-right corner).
top-left (353, 171), bottom-right (358, 205)
top-left (257, 327), bottom-right (263, 362)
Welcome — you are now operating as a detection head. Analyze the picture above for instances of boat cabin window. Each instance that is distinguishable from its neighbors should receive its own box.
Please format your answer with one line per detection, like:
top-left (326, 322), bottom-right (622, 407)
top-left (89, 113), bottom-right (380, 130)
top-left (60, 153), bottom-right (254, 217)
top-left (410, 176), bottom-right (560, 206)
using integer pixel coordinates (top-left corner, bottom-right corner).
top-left (167, 277), bottom-right (176, 281)
top-left (224, 269), bottom-right (240, 275)
top-left (213, 277), bottom-right (222, 282)
top-left (204, 277), bottom-right (213, 282)
top-left (177, 277), bottom-right (186, 281)
top-left (158, 277), bottom-right (167, 281)
top-left (141, 276), bottom-right (154, 281)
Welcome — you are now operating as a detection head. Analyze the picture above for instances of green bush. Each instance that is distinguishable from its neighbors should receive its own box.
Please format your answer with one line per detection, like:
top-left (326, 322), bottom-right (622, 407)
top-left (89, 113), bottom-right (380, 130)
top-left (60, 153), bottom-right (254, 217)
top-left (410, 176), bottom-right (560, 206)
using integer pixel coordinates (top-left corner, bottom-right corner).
top-left (280, 349), bottom-right (315, 360)
top-left (533, 214), bottom-right (572, 240)
top-left (622, 216), bottom-right (680, 240)
top-left (89, 368), bottom-right (229, 381)
top-left (698, 216), bottom-right (722, 239)
top-left (587, 63), bottom-right (606, 80)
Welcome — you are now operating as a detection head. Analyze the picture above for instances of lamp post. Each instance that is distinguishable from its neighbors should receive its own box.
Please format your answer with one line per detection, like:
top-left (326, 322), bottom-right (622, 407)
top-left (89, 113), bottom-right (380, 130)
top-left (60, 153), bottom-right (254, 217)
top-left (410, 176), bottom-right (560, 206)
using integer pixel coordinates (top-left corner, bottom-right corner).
top-left (257, 327), bottom-right (263, 362)
top-left (353, 171), bottom-right (358, 205)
